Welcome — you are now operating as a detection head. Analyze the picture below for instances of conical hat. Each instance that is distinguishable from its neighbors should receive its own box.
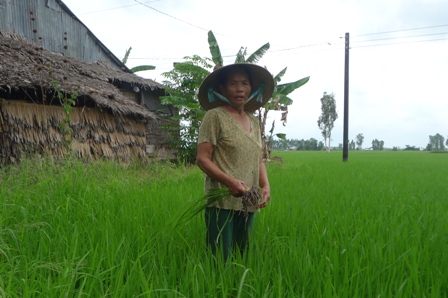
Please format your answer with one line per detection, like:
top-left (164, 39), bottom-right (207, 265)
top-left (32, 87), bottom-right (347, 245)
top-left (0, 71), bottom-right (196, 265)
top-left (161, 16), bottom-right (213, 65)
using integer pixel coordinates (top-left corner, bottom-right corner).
top-left (198, 63), bottom-right (274, 112)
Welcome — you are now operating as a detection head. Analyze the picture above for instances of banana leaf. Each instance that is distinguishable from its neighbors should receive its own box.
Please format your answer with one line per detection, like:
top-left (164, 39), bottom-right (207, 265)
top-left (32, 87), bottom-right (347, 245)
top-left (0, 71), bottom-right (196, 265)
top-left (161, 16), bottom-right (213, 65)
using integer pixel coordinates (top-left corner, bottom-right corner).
top-left (277, 94), bottom-right (293, 106)
top-left (235, 47), bottom-right (247, 63)
top-left (245, 42), bottom-right (270, 64)
top-left (122, 46), bottom-right (132, 64)
top-left (273, 67), bottom-right (287, 84)
top-left (208, 31), bottom-right (223, 67)
top-left (277, 76), bottom-right (310, 95)
top-left (130, 65), bottom-right (156, 73)
top-left (276, 133), bottom-right (286, 140)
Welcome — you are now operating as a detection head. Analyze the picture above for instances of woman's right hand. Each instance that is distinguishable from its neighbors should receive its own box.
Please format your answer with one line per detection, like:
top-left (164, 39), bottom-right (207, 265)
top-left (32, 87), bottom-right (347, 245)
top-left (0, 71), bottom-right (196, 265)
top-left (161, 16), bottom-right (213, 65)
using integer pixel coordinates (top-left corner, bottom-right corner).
top-left (226, 178), bottom-right (248, 197)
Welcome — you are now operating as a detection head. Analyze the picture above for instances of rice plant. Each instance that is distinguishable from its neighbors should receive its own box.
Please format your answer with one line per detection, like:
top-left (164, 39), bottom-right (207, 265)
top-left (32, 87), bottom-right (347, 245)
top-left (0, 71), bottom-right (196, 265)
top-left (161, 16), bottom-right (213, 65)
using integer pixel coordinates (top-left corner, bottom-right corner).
top-left (0, 151), bottom-right (447, 297)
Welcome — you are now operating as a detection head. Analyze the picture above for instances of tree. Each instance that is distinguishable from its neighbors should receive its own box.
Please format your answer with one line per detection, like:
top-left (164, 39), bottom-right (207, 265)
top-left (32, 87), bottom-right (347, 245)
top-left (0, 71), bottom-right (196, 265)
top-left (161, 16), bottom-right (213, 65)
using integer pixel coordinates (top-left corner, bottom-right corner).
top-left (349, 140), bottom-right (356, 150)
top-left (318, 141), bottom-right (325, 151)
top-left (160, 55), bottom-right (212, 164)
top-left (264, 120), bottom-right (288, 157)
top-left (404, 145), bottom-right (419, 151)
top-left (317, 92), bottom-right (338, 152)
top-left (208, 30), bottom-right (269, 71)
top-left (296, 138), bottom-right (322, 150)
top-left (270, 137), bottom-right (324, 151)
top-left (207, 31), bottom-right (309, 160)
top-left (372, 139), bottom-right (384, 150)
top-left (427, 133), bottom-right (445, 151)
top-left (356, 133), bottom-right (364, 150)
top-left (161, 31), bottom-right (309, 164)
top-left (261, 69), bottom-right (309, 159)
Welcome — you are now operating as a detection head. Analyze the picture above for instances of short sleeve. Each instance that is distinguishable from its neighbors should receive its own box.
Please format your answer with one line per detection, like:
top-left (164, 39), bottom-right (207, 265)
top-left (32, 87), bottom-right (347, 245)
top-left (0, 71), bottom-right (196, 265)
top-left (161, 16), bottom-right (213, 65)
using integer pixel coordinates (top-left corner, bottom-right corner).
top-left (198, 109), bottom-right (220, 146)
top-left (249, 114), bottom-right (261, 142)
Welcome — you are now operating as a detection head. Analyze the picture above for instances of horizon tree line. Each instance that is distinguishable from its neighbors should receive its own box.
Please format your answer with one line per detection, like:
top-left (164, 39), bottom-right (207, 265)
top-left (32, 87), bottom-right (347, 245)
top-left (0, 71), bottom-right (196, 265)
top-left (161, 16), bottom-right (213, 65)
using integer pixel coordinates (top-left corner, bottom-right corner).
top-left (270, 132), bottom-right (448, 152)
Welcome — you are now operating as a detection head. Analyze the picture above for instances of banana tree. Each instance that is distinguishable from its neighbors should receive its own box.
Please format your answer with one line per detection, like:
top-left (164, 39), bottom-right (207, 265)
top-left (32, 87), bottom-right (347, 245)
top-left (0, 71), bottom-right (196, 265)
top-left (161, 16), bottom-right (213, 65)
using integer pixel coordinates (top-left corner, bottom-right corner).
top-left (122, 46), bottom-right (156, 73)
top-left (207, 31), bottom-right (310, 159)
top-left (208, 31), bottom-right (269, 65)
top-left (259, 69), bottom-right (309, 159)
top-left (235, 43), bottom-right (270, 63)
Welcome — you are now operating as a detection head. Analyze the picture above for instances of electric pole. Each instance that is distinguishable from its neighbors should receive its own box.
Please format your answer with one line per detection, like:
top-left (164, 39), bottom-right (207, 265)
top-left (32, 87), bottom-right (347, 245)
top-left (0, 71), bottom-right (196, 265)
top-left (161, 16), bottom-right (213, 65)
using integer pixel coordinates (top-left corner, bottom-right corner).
top-left (343, 32), bottom-right (350, 161)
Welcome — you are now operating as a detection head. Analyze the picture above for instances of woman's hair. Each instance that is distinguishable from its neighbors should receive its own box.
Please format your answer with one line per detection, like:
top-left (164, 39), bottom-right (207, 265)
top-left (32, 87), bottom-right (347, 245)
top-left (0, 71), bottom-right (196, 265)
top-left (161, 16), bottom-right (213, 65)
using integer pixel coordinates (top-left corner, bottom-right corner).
top-left (217, 65), bottom-right (253, 86)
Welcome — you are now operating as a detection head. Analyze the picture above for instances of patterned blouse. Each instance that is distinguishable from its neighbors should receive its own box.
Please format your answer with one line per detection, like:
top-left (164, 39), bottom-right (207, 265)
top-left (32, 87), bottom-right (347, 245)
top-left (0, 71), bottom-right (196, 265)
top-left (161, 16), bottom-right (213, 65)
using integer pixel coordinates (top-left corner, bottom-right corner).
top-left (198, 107), bottom-right (262, 212)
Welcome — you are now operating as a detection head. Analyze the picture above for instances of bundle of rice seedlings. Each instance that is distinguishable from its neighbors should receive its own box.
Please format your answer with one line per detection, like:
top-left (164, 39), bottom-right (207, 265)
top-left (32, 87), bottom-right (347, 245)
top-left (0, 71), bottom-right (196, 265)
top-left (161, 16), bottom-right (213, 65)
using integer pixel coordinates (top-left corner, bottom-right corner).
top-left (173, 188), bottom-right (230, 228)
top-left (174, 186), bottom-right (262, 228)
top-left (241, 186), bottom-right (262, 221)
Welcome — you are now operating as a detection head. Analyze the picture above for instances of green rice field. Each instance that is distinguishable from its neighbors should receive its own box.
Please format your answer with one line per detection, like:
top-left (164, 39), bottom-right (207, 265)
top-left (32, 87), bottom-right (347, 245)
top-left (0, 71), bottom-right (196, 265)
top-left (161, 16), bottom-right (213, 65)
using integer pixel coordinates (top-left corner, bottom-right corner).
top-left (0, 151), bottom-right (447, 297)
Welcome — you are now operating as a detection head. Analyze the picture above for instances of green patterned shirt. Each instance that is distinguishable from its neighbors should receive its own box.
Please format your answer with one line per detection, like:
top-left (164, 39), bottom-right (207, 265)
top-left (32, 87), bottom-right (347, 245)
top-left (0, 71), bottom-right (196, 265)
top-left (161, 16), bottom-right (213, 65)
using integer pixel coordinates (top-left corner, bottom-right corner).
top-left (198, 107), bottom-right (262, 212)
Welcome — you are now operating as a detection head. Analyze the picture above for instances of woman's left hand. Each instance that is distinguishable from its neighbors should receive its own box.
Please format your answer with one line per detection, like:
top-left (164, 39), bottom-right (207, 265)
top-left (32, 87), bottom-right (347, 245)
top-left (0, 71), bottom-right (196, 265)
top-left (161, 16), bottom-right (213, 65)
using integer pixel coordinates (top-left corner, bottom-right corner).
top-left (258, 187), bottom-right (270, 208)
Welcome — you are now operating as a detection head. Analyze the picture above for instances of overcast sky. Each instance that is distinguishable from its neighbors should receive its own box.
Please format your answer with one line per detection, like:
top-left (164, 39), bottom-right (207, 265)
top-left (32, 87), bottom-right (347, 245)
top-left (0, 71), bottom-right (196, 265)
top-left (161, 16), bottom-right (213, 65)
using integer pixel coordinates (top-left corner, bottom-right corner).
top-left (63, 0), bottom-right (448, 149)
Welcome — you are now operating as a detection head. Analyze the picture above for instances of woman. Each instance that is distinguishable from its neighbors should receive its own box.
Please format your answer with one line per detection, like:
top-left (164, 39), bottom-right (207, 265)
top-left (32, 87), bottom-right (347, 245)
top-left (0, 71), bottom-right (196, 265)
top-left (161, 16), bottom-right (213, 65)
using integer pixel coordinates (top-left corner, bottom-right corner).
top-left (197, 63), bottom-right (274, 260)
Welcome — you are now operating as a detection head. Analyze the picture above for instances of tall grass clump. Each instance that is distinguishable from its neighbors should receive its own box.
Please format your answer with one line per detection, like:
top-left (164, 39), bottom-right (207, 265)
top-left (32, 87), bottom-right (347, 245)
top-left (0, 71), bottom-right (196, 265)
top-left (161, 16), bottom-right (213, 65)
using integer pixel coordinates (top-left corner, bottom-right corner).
top-left (0, 151), bottom-right (447, 297)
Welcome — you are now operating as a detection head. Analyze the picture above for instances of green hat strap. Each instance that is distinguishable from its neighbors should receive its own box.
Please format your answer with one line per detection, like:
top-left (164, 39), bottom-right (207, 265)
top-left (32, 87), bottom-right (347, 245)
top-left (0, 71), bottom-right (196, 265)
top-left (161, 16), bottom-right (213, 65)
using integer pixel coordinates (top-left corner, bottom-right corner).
top-left (207, 86), bottom-right (234, 106)
top-left (207, 83), bottom-right (265, 108)
top-left (246, 83), bottom-right (265, 105)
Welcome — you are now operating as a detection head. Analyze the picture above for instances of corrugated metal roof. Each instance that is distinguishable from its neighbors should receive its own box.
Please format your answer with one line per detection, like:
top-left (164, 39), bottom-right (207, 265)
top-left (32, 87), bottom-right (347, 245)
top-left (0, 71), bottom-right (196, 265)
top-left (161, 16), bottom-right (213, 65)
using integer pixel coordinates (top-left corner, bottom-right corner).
top-left (0, 0), bottom-right (131, 72)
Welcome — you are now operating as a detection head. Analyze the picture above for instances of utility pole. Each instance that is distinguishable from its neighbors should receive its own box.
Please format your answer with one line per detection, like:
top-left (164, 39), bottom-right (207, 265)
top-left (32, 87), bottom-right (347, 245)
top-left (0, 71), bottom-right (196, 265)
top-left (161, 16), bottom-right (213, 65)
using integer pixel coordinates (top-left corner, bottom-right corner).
top-left (342, 32), bottom-right (350, 161)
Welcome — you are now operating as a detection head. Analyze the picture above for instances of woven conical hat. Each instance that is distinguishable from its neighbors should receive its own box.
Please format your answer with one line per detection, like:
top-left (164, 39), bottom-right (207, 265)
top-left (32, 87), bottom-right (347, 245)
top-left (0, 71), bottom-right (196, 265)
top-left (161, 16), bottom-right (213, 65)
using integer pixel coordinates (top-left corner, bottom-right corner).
top-left (198, 63), bottom-right (274, 112)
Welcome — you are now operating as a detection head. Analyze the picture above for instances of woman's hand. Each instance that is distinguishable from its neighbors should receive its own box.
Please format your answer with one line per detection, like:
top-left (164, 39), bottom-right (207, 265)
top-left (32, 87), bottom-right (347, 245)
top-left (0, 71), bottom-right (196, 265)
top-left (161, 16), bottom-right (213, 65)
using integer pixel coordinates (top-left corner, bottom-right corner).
top-left (258, 186), bottom-right (270, 208)
top-left (258, 160), bottom-right (270, 208)
top-left (226, 178), bottom-right (248, 197)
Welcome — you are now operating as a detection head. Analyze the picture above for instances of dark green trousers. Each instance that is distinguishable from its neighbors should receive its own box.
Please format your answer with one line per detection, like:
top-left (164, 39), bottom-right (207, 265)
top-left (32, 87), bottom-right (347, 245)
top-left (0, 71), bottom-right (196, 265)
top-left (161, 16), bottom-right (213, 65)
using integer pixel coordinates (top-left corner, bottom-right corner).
top-left (205, 207), bottom-right (255, 261)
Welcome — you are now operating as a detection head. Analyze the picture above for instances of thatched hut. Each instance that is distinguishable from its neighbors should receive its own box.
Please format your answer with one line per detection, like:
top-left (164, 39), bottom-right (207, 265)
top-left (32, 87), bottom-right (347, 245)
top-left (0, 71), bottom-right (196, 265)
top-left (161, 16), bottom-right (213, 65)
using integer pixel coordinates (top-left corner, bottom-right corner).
top-left (0, 31), bottom-right (175, 165)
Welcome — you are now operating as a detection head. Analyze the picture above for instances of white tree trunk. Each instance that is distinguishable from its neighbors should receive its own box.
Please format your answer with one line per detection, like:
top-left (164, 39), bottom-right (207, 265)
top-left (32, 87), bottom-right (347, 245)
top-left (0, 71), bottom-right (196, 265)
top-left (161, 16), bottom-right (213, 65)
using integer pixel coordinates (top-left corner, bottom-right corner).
top-left (326, 134), bottom-right (331, 152)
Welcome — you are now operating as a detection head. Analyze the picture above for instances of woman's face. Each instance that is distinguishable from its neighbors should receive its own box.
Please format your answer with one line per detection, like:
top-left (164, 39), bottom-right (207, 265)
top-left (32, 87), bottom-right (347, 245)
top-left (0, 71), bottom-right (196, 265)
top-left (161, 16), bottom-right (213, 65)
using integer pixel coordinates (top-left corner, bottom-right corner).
top-left (220, 70), bottom-right (252, 108)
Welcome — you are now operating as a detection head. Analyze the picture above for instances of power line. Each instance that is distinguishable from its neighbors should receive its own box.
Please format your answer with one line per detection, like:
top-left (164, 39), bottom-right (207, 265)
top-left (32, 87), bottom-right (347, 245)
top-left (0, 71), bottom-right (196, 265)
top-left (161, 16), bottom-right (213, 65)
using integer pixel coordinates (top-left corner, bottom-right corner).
top-left (267, 31), bottom-right (448, 54)
top-left (352, 37), bottom-right (448, 49)
top-left (133, 33), bottom-right (448, 79)
top-left (269, 42), bottom-right (334, 53)
top-left (132, 0), bottom-right (238, 41)
top-left (76, 0), bottom-right (162, 15)
top-left (73, 1), bottom-right (448, 47)
top-left (77, 1), bottom-right (448, 62)
top-left (128, 29), bottom-right (447, 61)
top-left (133, 0), bottom-right (210, 32)
top-left (353, 24), bottom-right (448, 37)
top-left (352, 32), bottom-right (448, 43)
top-left (74, 1), bottom-right (448, 54)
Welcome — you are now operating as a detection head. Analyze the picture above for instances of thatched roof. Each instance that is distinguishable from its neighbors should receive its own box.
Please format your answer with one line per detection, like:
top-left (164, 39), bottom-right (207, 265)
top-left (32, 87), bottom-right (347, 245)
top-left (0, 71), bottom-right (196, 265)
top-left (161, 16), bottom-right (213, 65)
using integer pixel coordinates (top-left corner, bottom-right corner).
top-left (0, 30), bottom-right (165, 119)
top-left (0, 100), bottom-right (149, 164)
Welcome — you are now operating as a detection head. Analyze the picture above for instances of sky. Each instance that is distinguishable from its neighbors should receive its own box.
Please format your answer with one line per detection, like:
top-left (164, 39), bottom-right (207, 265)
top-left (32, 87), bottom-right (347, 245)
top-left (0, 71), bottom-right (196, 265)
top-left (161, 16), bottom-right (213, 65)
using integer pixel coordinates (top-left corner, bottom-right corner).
top-left (62, 0), bottom-right (448, 149)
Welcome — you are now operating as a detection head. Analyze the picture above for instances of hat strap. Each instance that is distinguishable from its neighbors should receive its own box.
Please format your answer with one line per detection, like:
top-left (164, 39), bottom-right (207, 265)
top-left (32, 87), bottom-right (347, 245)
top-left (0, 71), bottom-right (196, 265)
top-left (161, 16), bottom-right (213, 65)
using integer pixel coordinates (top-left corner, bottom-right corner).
top-left (207, 83), bottom-right (265, 107)
top-left (245, 83), bottom-right (264, 105)
top-left (208, 86), bottom-right (235, 107)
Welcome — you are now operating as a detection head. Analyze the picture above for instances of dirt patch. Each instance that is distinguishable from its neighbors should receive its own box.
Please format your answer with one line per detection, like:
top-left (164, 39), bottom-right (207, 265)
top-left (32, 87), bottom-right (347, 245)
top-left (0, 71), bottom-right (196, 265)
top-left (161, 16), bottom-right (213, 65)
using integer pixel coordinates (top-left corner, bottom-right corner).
top-left (269, 156), bottom-right (285, 165)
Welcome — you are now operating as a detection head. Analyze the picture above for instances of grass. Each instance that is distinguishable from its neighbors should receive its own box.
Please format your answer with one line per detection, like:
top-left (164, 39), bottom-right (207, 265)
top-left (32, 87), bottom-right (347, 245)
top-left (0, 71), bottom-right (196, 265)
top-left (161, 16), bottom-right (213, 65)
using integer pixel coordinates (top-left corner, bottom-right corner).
top-left (0, 151), bottom-right (447, 297)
